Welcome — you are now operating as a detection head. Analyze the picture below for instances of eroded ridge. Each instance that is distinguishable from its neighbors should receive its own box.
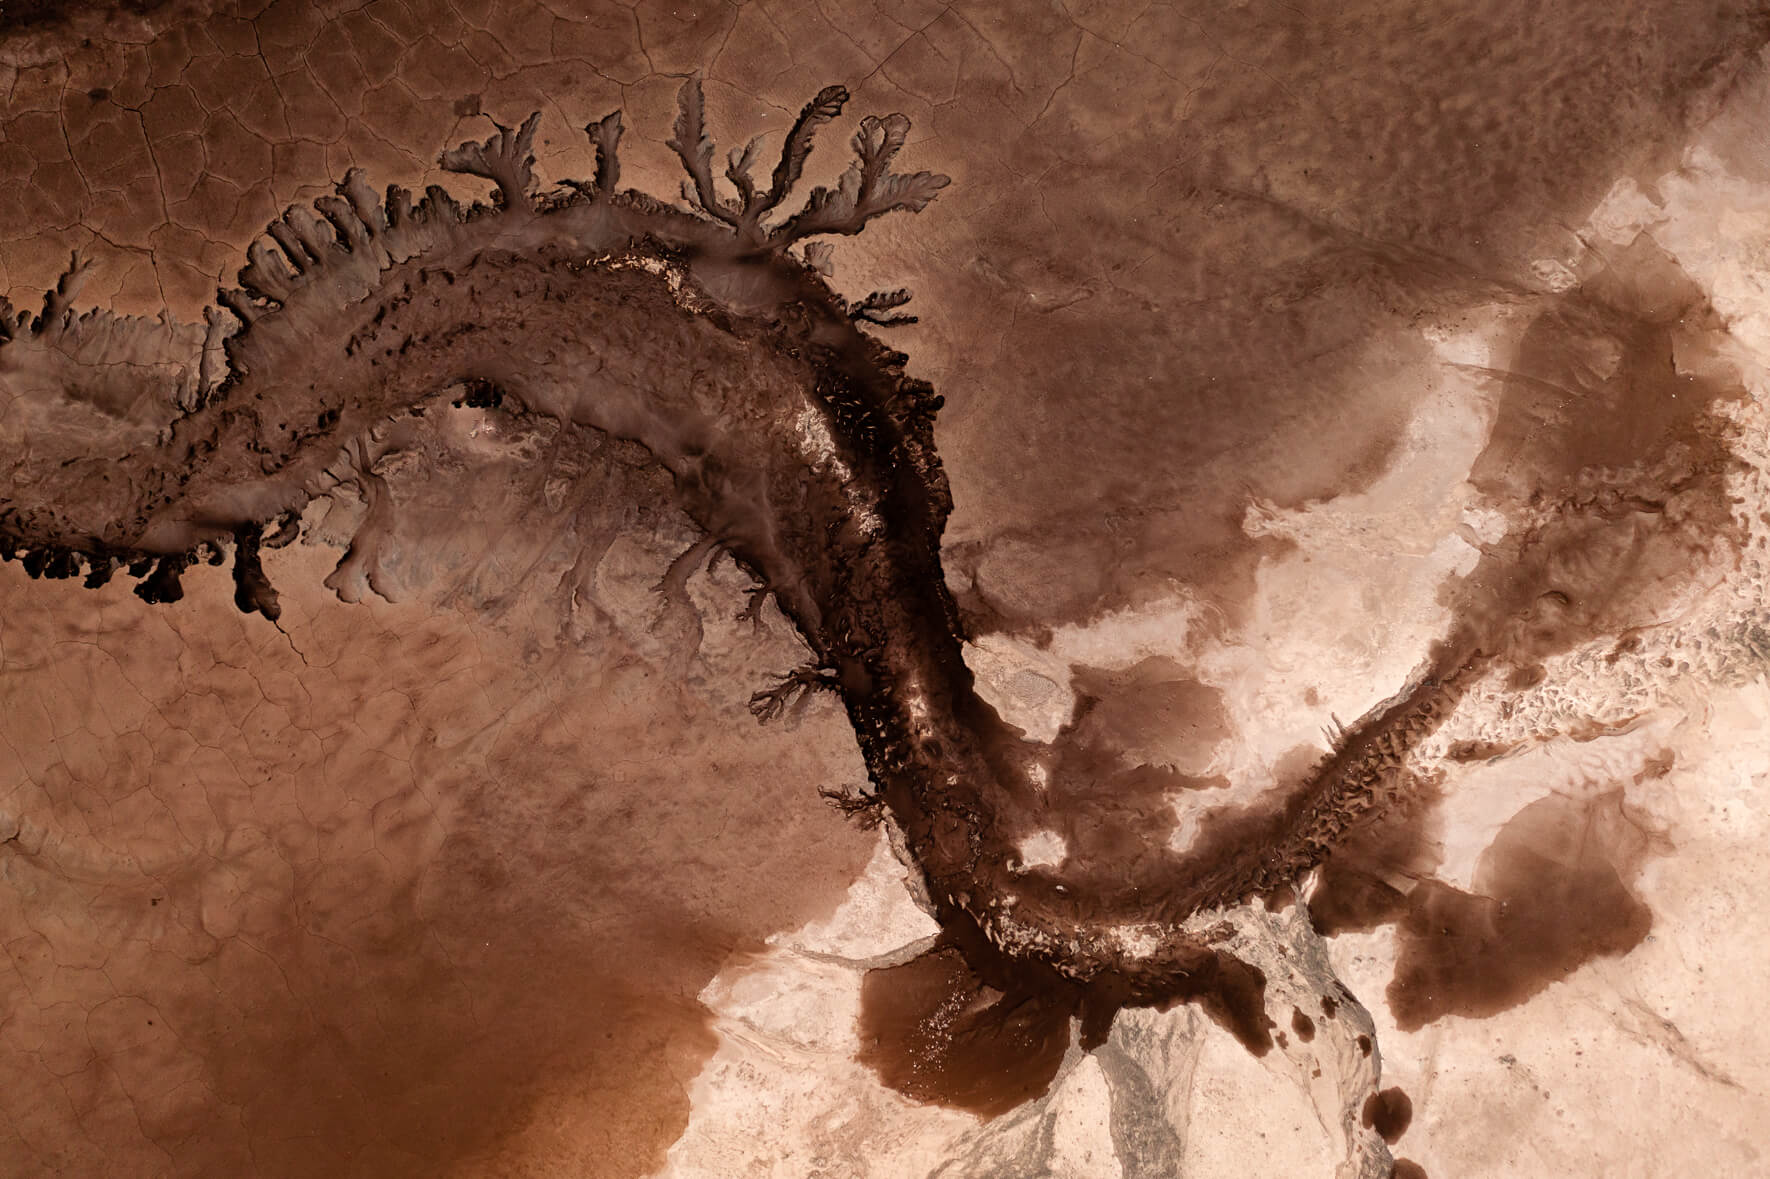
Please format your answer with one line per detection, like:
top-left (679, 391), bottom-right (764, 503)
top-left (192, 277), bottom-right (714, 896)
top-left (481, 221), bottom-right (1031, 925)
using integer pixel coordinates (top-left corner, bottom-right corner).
top-left (0, 76), bottom-right (1743, 1053)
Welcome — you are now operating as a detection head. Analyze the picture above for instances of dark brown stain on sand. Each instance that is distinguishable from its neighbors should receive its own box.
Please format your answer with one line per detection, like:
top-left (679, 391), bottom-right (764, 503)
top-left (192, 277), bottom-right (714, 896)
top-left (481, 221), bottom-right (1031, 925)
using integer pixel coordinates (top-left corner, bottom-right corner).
top-left (1467, 234), bottom-right (1742, 505)
top-left (1444, 233), bottom-right (1746, 677)
top-left (1388, 791), bottom-right (1659, 1030)
top-left (1361, 1086), bottom-right (1414, 1143)
top-left (1161, 949), bottom-right (1277, 1057)
top-left (1313, 775), bottom-right (1662, 1036)
top-left (937, 4), bottom-right (1769, 651)
top-left (1301, 234), bottom-right (1742, 1037)
top-left (1011, 663), bottom-right (1232, 909)
top-left (1446, 738), bottom-right (1516, 763)
top-left (856, 941), bottom-right (1075, 1117)
top-left (1314, 774), bottom-right (1666, 1034)
top-left (1290, 1005), bottom-right (1316, 1043)
top-left (857, 926), bottom-right (1279, 1117)
top-left (1392, 1159), bottom-right (1431, 1179)
top-left (1064, 658), bottom-right (1232, 773)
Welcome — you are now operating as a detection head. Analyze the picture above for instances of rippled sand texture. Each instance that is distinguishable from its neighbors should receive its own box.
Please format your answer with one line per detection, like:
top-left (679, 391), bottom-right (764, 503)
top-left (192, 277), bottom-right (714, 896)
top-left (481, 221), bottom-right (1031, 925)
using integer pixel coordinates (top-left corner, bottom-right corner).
top-left (5, 2), bottom-right (1770, 1177)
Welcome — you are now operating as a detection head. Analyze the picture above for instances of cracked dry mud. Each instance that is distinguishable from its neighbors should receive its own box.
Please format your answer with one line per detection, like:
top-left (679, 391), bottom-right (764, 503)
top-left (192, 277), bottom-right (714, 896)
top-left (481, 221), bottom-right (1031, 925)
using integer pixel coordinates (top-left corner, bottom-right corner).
top-left (4, 2), bottom-right (1770, 1178)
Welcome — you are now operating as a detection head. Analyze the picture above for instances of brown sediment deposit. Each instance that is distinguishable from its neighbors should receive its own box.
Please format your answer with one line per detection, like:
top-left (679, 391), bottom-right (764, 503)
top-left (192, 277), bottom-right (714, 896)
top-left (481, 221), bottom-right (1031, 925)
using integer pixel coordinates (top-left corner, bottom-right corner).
top-left (1291, 1005), bottom-right (1316, 1042)
top-left (1387, 792), bottom-right (1660, 1030)
top-left (856, 939), bottom-right (1074, 1118)
top-left (1, 56), bottom-right (1757, 1114)
top-left (1304, 227), bottom-right (1741, 1035)
top-left (1, 76), bottom-right (1515, 1047)
top-left (2, 0), bottom-right (1768, 1166)
top-left (1361, 1086), bottom-right (1414, 1143)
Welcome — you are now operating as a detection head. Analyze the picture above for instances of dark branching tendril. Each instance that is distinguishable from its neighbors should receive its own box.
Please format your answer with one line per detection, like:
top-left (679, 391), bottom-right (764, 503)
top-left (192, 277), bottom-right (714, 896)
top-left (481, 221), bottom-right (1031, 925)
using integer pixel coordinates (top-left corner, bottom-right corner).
top-left (665, 75), bottom-right (951, 251)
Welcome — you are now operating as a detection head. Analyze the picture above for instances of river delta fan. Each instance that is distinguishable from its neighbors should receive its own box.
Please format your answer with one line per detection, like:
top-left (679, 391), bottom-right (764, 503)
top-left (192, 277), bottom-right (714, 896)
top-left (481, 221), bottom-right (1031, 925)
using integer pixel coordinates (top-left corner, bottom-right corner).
top-left (0, 72), bottom-right (1744, 1097)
